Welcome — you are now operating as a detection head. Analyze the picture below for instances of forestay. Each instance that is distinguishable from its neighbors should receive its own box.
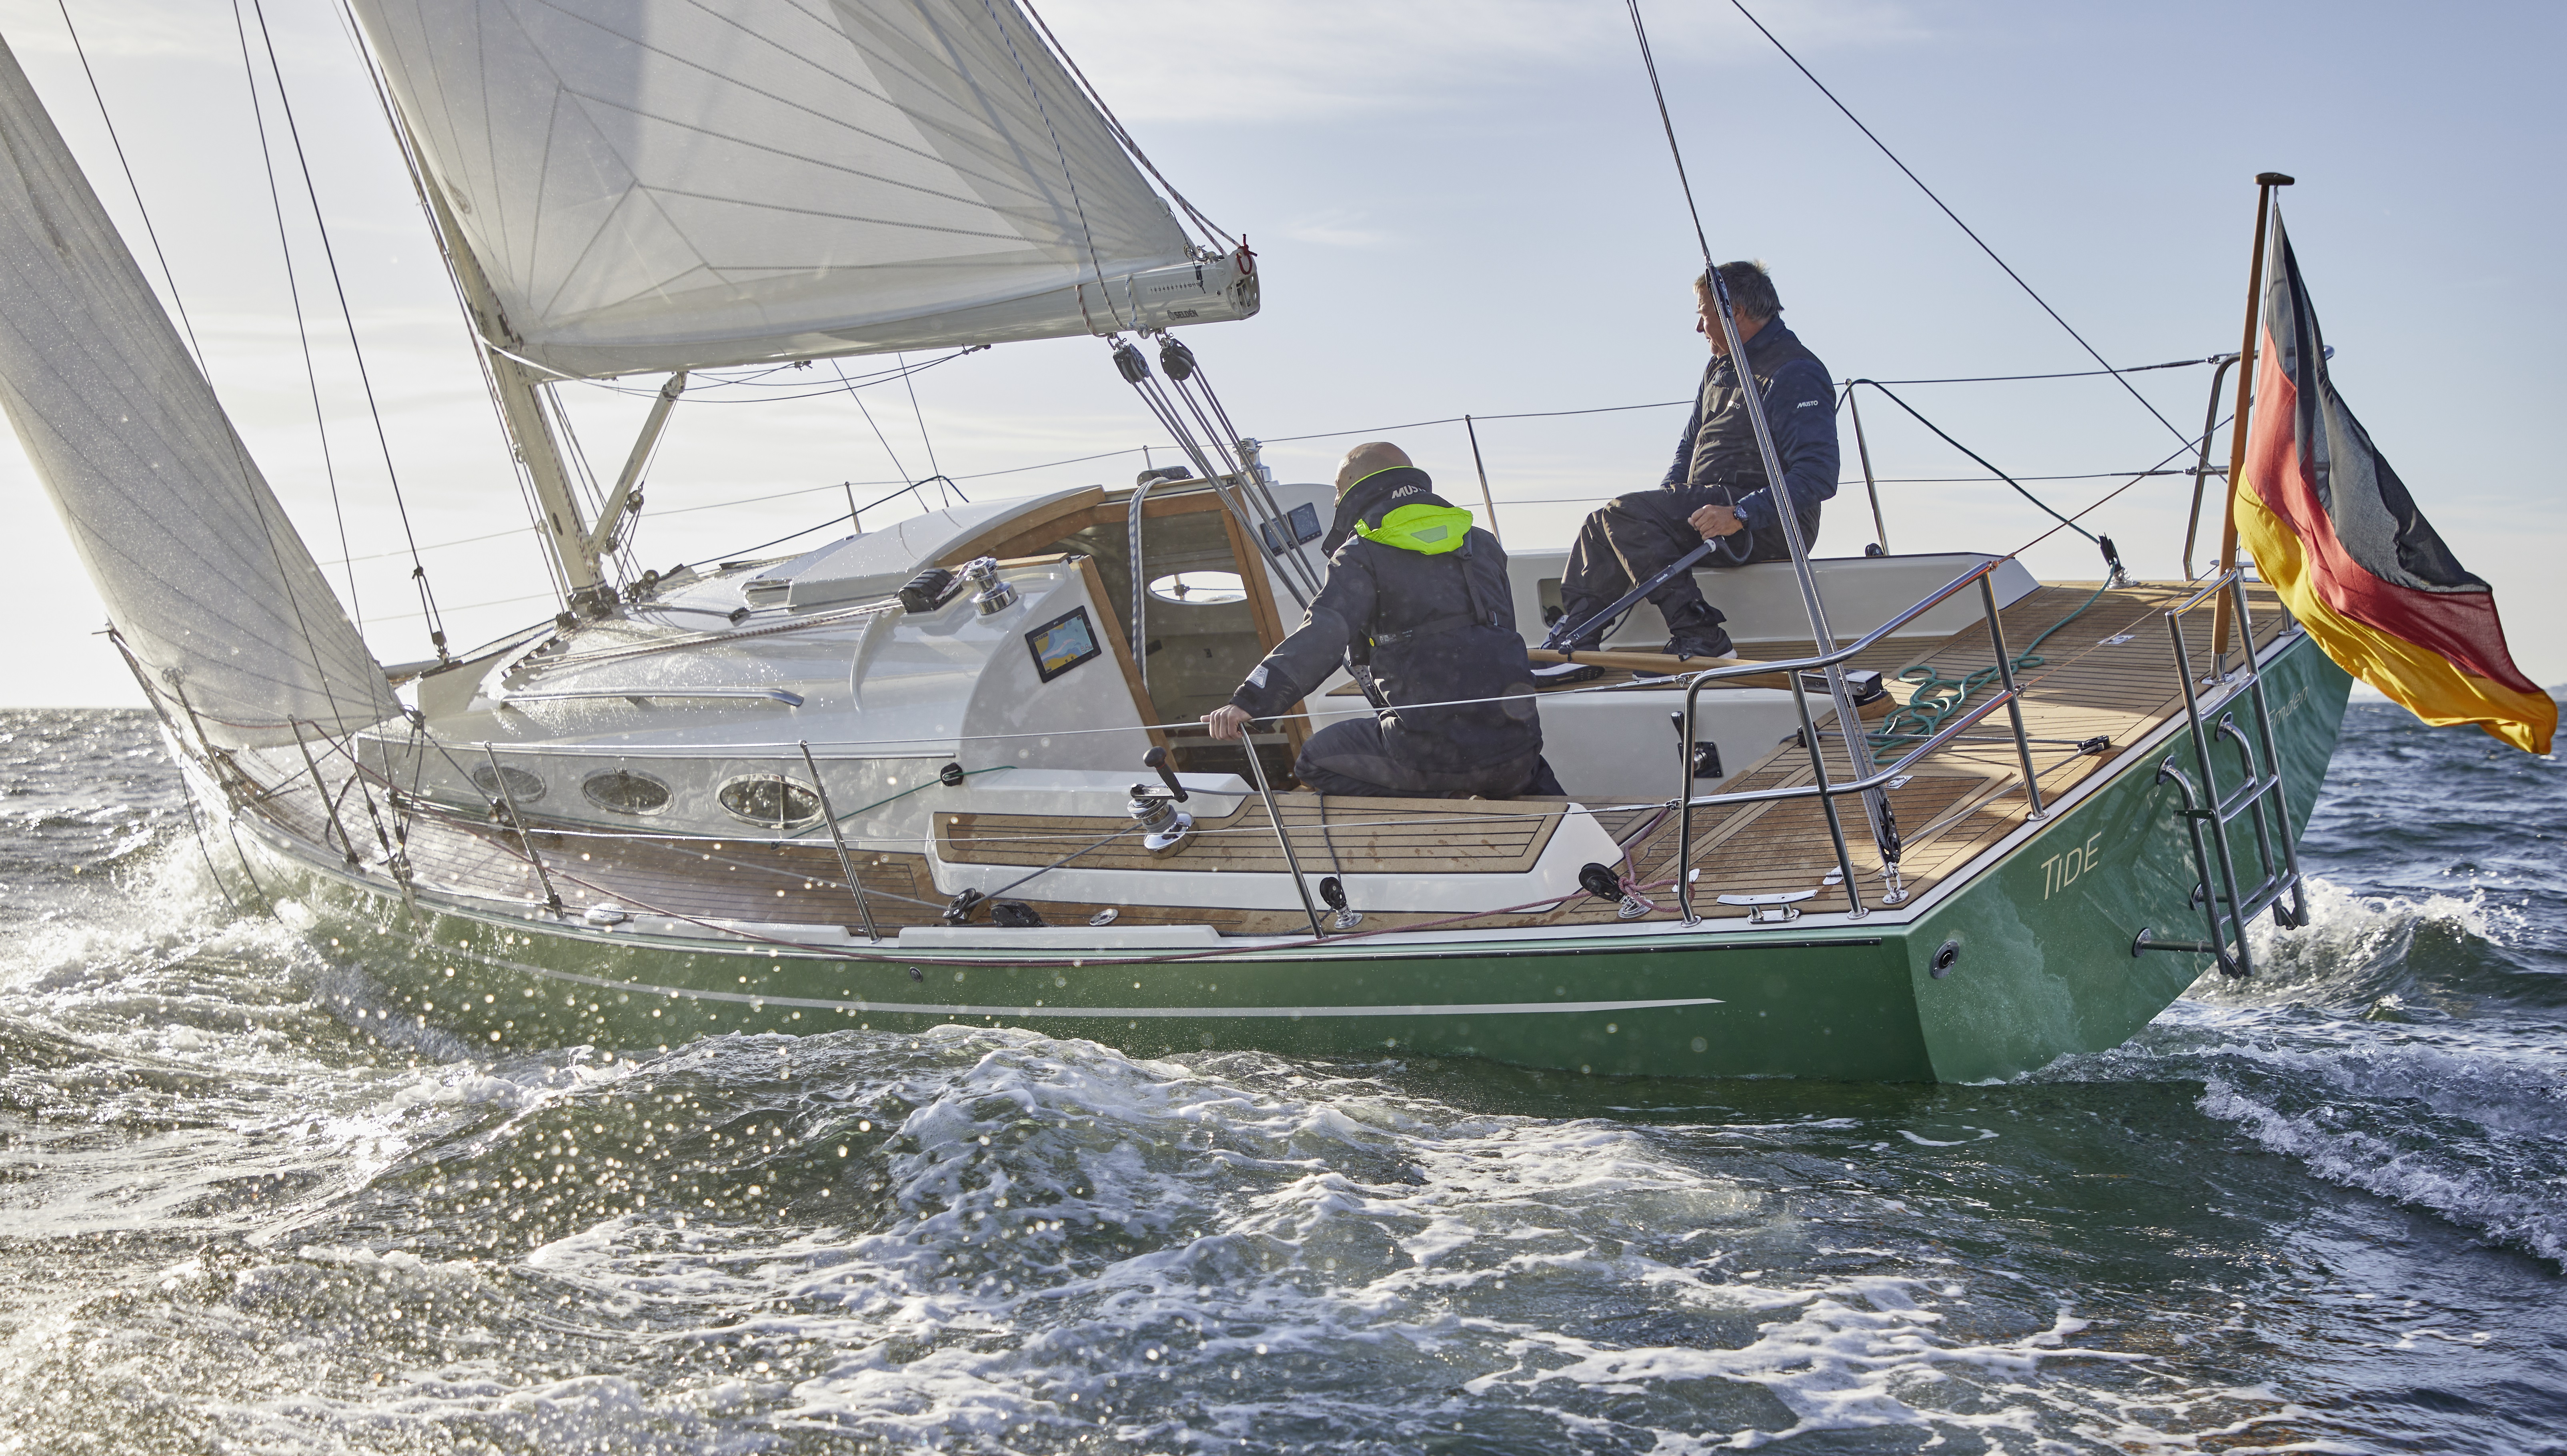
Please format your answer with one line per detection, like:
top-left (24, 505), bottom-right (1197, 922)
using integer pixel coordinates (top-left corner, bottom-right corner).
top-left (0, 37), bottom-right (399, 748)
top-left (351, 0), bottom-right (1249, 378)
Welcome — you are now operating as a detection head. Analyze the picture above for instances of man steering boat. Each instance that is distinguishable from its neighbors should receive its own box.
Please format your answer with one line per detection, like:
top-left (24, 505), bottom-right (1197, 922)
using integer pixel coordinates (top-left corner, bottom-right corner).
top-left (1556, 260), bottom-right (1839, 662)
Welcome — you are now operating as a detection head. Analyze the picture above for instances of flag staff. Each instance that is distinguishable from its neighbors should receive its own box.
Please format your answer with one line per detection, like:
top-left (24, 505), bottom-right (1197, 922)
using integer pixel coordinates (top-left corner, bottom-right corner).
top-left (2210, 171), bottom-right (2294, 668)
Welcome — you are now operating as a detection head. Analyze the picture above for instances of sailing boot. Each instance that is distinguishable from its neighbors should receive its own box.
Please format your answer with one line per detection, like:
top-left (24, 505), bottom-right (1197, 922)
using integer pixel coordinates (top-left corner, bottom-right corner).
top-left (1659, 599), bottom-right (1734, 662)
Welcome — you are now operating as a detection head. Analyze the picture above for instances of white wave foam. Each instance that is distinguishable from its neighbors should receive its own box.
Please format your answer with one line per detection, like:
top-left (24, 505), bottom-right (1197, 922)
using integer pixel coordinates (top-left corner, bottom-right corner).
top-left (2188, 876), bottom-right (2509, 1010)
top-left (324, 1027), bottom-right (2299, 1453)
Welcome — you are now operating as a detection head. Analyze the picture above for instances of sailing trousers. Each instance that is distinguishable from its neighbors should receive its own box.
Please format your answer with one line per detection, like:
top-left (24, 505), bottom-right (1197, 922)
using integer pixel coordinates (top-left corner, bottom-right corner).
top-left (1558, 485), bottom-right (1807, 646)
top-left (1294, 718), bottom-right (1565, 799)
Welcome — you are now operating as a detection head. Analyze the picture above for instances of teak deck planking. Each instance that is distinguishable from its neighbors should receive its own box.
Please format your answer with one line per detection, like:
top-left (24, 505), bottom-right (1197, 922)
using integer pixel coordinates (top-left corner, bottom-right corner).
top-left (233, 582), bottom-right (2291, 940)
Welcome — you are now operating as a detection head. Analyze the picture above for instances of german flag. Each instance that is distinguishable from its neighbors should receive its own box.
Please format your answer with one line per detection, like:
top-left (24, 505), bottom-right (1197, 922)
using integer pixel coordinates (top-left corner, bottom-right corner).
top-left (2234, 211), bottom-right (2554, 754)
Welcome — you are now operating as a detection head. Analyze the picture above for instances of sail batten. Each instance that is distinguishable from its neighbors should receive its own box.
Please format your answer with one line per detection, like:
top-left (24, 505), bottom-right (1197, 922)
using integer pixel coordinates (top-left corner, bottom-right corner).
top-left (351, 0), bottom-right (1253, 378)
top-left (0, 36), bottom-right (400, 746)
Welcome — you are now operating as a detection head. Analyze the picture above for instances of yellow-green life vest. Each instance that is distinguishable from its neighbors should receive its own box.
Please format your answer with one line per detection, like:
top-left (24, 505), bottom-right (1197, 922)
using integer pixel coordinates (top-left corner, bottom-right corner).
top-left (1351, 502), bottom-right (1473, 556)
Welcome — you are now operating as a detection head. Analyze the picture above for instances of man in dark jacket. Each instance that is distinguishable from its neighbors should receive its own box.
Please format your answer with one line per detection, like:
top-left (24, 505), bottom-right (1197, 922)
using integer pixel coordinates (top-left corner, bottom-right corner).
top-left (1557, 260), bottom-right (1839, 660)
top-left (1203, 442), bottom-right (1562, 798)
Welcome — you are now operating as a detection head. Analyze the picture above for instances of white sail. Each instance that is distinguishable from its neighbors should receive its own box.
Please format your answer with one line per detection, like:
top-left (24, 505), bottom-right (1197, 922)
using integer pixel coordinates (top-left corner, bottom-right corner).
top-left (0, 37), bottom-right (399, 748)
top-left (349, 0), bottom-right (1255, 379)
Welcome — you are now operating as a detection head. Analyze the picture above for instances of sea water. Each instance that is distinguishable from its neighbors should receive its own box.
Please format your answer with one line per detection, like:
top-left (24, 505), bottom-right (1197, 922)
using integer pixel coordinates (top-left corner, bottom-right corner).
top-left (2, 704), bottom-right (2560, 1454)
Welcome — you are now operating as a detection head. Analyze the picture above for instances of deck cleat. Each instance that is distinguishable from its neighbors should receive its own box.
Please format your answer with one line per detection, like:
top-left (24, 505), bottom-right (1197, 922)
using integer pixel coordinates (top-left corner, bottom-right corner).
top-left (1718, 890), bottom-right (1816, 925)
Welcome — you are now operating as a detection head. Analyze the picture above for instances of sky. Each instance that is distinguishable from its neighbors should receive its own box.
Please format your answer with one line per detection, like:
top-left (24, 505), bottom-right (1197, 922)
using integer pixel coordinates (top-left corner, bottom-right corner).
top-left (4, 0), bottom-right (2562, 708)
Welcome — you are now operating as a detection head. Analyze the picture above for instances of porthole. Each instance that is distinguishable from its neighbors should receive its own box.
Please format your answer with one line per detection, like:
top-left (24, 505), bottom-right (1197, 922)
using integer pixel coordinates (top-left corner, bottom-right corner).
top-left (582, 769), bottom-right (672, 815)
top-left (470, 764), bottom-right (546, 804)
top-left (716, 773), bottom-right (821, 830)
top-left (1146, 570), bottom-right (1246, 605)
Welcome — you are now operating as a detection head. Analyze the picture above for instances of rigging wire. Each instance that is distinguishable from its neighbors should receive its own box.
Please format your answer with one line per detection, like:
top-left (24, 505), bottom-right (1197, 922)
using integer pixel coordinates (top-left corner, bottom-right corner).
top-left (2012, 418), bottom-right (2229, 560)
top-left (229, 0), bottom-right (361, 630)
top-left (53, 0), bottom-right (361, 740)
top-left (1864, 408), bottom-right (2235, 750)
top-left (332, 0), bottom-right (569, 609)
top-left (1015, 0), bottom-right (1235, 251)
top-left (1844, 379), bottom-right (2094, 542)
top-left (1724, 0), bottom-right (2190, 447)
top-left (550, 348), bottom-right (977, 402)
top-left (831, 359), bottom-right (917, 489)
top-left (52, 2), bottom-right (205, 370)
top-left (978, 0), bottom-right (1127, 333)
top-left (248, 0), bottom-right (451, 655)
top-left (325, 400), bottom-right (2209, 574)
top-left (1866, 356), bottom-right (2216, 385)
top-left (898, 351), bottom-right (943, 482)
top-left (672, 479), bottom-right (968, 572)
top-left (1623, 0), bottom-right (1716, 276)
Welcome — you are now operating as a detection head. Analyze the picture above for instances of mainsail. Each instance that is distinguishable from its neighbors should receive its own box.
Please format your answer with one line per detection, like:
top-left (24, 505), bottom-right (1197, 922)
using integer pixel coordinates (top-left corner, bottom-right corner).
top-left (350, 0), bottom-right (1255, 378)
top-left (0, 35), bottom-right (399, 747)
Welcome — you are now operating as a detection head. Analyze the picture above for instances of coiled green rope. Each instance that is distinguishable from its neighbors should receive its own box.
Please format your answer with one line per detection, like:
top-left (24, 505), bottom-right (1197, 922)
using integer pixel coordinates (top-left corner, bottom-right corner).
top-left (1869, 581), bottom-right (2113, 749)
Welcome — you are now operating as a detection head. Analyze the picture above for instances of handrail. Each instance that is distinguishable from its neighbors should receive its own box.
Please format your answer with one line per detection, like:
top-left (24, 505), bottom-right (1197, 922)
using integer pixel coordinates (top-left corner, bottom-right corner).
top-left (1672, 554), bottom-right (2030, 924)
top-left (1670, 557), bottom-right (2006, 692)
top-left (1672, 679), bottom-right (2028, 922)
top-left (2164, 567), bottom-right (2241, 618)
top-left (496, 688), bottom-right (806, 708)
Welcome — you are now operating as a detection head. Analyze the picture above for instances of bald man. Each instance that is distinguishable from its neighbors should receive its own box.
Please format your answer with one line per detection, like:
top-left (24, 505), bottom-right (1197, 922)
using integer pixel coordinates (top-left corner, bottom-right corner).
top-left (1203, 443), bottom-right (1560, 798)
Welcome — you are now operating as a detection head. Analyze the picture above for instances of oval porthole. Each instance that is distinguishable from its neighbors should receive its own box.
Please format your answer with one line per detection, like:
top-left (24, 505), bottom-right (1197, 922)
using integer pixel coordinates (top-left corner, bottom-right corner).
top-left (1147, 570), bottom-right (1247, 605)
top-left (716, 773), bottom-right (821, 830)
top-left (469, 764), bottom-right (546, 804)
top-left (582, 769), bottom-right (672, 815)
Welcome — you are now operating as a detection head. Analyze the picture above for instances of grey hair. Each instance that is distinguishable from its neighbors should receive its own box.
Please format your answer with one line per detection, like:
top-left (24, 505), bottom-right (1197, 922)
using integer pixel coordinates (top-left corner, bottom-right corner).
top-left (1694, 260), bottom-right (1780, 322)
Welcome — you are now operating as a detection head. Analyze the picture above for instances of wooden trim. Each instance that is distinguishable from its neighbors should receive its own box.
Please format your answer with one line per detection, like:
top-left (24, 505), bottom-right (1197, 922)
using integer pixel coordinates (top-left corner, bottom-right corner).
top-left (1528, 646), bottom-right (1789, 688)
top-left (1210, 499), bottom-right (1307, 754)
top-left (958, 487), bottom-right (1308, 756)
top-left (938, 794), bottom-right (1566, 875)
top-left (940, 486), bottom-right (1105, 566)
top-left (1071, 554), bottom-right (1167, 748)
top-left (965, 488), bottom-right (1247, 570)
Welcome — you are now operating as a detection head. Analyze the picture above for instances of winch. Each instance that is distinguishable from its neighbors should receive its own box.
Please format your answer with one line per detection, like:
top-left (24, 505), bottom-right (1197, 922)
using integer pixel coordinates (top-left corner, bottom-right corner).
top-left (1127, 746), bottom-right (1194, 854)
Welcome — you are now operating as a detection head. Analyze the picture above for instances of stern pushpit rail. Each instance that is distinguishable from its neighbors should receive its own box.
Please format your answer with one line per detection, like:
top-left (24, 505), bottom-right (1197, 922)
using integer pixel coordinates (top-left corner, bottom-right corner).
top-left (2131, 568), bottom-right (2307, 976)
top-left (1672, 558), bottom-right (2047, 925)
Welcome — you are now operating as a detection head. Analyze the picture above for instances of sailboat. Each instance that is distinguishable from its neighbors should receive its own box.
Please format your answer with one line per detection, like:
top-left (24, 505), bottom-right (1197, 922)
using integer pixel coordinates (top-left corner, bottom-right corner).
top-left (0, 3), bottom-right (2356, 1082)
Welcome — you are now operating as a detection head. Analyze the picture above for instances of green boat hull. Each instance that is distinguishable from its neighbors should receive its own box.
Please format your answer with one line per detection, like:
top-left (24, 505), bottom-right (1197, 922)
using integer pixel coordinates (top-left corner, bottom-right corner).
top-left (236, 633), bottom-right (2350, 1082)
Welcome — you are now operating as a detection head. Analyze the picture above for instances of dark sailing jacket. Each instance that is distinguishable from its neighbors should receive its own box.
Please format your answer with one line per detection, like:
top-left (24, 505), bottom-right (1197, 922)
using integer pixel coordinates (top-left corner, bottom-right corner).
top-left (1659, 319), bottom-right (1839, 542)
top-left (1227, 467), bottom-right (1542, 774)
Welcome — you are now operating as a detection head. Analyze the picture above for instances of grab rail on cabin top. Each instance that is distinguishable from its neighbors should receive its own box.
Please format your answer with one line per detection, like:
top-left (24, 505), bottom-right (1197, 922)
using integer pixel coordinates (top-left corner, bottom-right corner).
top-left (1672, 557), bottom-right (2048, 924)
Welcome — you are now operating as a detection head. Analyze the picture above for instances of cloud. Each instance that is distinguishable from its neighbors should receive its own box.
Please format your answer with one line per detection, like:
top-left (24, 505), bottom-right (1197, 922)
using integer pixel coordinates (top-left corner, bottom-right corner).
top-left (1029, 0), bottom-right (1926, 123)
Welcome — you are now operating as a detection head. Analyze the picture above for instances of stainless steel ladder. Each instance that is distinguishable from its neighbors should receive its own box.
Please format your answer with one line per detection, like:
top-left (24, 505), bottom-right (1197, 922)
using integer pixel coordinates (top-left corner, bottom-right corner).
top-left (2132, 570), bottom-right (2307, 976)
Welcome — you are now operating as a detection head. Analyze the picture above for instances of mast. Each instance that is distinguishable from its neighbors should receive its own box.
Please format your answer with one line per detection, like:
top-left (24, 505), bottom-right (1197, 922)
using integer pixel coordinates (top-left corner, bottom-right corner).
top-left (416, 173), bottom-right (609, 616)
